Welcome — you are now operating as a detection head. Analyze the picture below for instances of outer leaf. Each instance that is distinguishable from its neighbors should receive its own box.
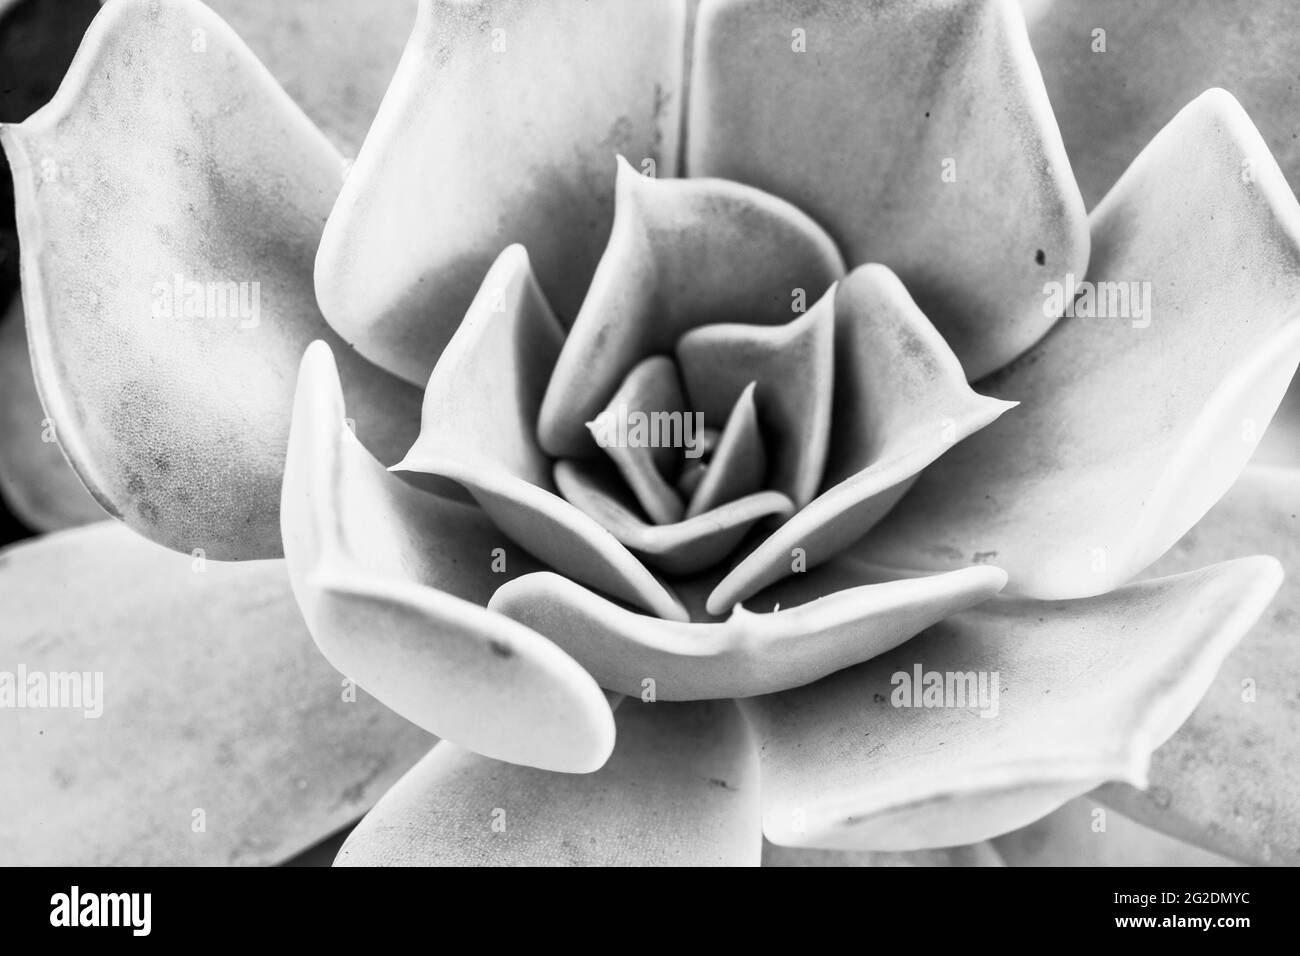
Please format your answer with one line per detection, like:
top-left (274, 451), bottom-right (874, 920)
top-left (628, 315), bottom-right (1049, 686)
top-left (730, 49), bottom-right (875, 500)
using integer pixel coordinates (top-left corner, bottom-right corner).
top-left (315, 0), bottom-right (688, 383)
top-left (202, 0), bottom-right (415, 155)
top-left (994, 798), bottom-right (1240, 867)
top-left (860, 90), bottom-right (1300, 598)
top-left (0, 521), bottom-right (433, 865)
top-left (335, 700), bottom-right (760, 866)
top-left (1021, 0), bottom-right (1300, 208)
top-left (688, 0), bottom-right (1089, 379)
top-left (1023, 0), bottom-right (1300, 471)
top-left (1094, 466), bottom-right (1300, 865)
top-left (743, 557), bottom-right (1282, 851)
top-left (1, 0), bottom-right (421, 558)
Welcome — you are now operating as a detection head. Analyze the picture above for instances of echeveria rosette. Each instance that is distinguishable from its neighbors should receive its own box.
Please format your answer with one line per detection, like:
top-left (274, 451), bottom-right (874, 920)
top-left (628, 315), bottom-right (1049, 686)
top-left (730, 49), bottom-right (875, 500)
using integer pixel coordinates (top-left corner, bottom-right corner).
top-left (0, 0), bottom-right (1297, 867)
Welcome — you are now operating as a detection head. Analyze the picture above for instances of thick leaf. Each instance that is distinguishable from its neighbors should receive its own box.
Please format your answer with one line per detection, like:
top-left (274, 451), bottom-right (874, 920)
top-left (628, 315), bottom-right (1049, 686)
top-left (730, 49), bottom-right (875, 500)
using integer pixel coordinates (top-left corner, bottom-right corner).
top-left (707, 265), bottom-right (1013, 614)
top-left (315, 0), bottom-right (688, 384)
top-left (743, 557), bottom-right (1281, 851)
top-left (538, 157), bottom-right (844, 458)
top-left (203, 0), bottom-right (415, 155)
top-left (335, 700), bottom-right (760, 866)
top-left (859, 90), bottom-right (1300, 598)
top-left (281, 340), bottom-right (615, 773)
top-left (1093, 466), bottom-right (1300, 865)
top-left (489, 565), bottom-right (1006, 700)
top-left (994, 797), bottom-right (1240, 867)
top-left (688, 0), bottom-right (1089, 379)
top-left (1, 0), bottom-right (421, 558)
top-left (0, 295), bottom-right (101, 529)
top-left (1022, 0), bottom-right (1300, 208)
top-left (396, 245), bottom-right (686, 621)
top-left (0, 521), bottom-right (433, 865)
top-left (1024, 0), bottom-right (1300, 472)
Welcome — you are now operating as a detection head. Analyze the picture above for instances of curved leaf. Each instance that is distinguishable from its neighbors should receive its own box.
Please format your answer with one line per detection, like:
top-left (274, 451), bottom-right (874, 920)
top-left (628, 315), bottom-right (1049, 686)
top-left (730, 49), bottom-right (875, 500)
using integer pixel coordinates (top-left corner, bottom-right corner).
top-left (1093, 466), bottom-right (1300, 865)
top-left (336, 700), bottom-right (760, 866)
top-left (1022, 0), bottom-right (1300, 207)
top-left (395, 245), bottom-right (686, 621)
top-left (0, 521), bottom-right (433, 865)
top-left (707, 264), bottom-right (1012, 614)
top-left (994, 797), bottom-right (1240, 867)
top-left (687, 381), bottom-right (764, 518)
top-left (203, 0), bottom-right (415, 154)
top-left (555, 459), bottom-right (792, 578)
top-left (2, 0), bottom-right (421, 558)
top-left (489, 565), bottom-right (1007, 700)
top-left (315, 0), bottom-right (688, 383)
top-left (743, 557), bottom-right (1281, 851)
top-left (281, 340), bottom-right (614, 773)
top-left (676, 286), bottom-right (834, 508)
top-left (688, 0), bottom-right (1089, 379)
top-left (860, 90), bottom-right (1300, 598)
top-left (589, 355), bottom-right (690, 525)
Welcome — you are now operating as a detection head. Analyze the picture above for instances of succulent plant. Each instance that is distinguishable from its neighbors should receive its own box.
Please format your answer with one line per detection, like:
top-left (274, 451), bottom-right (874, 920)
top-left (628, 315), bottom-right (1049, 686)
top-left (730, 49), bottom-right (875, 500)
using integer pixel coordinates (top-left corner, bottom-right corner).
top-left (1, 0), bottom-right (1297, 867)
